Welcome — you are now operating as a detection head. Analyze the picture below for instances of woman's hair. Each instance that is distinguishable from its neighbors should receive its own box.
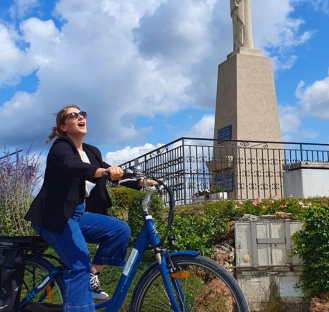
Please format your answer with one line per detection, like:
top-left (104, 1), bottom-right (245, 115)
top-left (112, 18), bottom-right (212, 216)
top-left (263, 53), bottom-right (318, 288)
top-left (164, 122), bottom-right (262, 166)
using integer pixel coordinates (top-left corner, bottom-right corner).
top-left (46, 105), bottom-right (81, 144)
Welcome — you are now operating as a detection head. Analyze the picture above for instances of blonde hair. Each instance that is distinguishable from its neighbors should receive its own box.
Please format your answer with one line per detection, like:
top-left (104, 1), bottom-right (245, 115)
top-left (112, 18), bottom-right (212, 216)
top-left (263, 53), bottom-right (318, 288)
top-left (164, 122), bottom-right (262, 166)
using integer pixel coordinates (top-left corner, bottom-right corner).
top-left (46, 105), bottom-right (81, 144)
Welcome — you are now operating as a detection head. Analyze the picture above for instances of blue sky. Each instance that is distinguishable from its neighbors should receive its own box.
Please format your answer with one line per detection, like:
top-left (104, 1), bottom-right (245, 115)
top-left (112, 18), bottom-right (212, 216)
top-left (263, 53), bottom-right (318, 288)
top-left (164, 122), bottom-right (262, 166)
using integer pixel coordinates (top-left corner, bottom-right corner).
top-left (0, 0), bottom-right (329, 166)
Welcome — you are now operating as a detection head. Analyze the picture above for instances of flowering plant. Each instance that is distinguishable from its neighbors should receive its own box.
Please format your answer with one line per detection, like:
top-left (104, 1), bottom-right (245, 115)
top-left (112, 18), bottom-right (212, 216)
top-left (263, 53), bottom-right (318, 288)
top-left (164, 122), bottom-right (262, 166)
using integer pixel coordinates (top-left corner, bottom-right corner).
top-left (193, 184), bottom-right (226, 198)
top-left (0, 144), bottom-right (42, 235)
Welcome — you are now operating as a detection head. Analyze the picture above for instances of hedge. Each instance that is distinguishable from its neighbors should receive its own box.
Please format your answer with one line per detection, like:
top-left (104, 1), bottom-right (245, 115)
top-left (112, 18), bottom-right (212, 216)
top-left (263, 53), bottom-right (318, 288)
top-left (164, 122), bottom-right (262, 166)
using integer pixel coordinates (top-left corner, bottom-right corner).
top-left (108, 188), bottom-right (329, 299)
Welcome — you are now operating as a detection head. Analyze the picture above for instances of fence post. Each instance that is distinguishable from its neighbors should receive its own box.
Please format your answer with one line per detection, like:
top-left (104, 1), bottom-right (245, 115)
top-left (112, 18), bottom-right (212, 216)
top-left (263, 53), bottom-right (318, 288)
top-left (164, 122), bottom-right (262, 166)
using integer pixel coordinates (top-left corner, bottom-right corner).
top-left (182, 139), bottom-right (187, 205)
top-left (300, 144), bottom-right (303, 162)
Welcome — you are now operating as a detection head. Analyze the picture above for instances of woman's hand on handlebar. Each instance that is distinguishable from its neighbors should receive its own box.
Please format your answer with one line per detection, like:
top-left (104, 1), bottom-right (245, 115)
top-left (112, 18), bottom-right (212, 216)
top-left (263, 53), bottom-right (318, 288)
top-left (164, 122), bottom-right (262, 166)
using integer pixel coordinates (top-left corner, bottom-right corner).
top-left (94, 166), bottom-right (123, 180)
top-left (105, 166), bottom-right (123, 181)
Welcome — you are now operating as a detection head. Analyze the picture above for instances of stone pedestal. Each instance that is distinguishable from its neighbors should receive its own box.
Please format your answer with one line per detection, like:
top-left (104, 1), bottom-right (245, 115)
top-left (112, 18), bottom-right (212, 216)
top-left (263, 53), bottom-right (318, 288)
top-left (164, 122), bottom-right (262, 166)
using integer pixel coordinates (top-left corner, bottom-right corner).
top-left (211, 52), bottom-right (283, 199)
top-left (214, 52), bottom-right (282, 143)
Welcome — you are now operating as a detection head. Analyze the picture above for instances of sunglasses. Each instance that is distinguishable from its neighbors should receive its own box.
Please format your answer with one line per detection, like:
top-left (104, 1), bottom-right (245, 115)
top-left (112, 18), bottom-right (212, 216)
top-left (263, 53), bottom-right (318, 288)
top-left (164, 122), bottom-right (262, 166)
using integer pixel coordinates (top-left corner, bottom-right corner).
top-left (65, 111), bottom-right (87, 120)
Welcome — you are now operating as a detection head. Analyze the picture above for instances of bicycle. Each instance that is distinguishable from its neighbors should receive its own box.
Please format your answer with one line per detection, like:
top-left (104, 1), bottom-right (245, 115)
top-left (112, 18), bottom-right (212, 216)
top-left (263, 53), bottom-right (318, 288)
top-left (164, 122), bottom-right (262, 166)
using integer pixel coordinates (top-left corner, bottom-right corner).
top-left (1, 167), bottom-right (249, 312)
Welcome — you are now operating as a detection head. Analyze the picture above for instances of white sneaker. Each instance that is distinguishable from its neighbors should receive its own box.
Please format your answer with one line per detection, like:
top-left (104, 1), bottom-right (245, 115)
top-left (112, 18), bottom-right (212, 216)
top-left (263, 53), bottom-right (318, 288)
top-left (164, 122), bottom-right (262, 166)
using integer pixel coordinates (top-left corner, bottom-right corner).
top-left (90, 272), bottom-right (109, 301)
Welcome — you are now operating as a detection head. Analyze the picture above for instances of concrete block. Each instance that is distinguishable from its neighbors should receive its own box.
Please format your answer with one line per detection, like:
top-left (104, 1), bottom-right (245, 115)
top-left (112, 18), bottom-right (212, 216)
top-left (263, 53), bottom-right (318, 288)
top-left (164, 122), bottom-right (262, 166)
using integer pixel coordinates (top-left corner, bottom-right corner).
top-left (283, 168), bottom-right (329, 198)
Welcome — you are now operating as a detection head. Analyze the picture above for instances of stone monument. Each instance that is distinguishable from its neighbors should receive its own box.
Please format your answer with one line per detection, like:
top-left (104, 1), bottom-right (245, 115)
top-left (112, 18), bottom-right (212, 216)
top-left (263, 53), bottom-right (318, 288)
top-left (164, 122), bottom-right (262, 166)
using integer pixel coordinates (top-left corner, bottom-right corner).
top-left (209, 0), bottom-right (283, 199)
top-left (230, 0), bottom-right (254, 53)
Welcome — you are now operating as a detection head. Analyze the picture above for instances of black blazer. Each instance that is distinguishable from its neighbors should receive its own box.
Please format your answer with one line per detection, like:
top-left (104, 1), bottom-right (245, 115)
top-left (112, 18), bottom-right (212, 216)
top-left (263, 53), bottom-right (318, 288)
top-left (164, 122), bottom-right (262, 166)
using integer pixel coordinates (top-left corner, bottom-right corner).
top-left (25, 136), bottom-right (139, 234)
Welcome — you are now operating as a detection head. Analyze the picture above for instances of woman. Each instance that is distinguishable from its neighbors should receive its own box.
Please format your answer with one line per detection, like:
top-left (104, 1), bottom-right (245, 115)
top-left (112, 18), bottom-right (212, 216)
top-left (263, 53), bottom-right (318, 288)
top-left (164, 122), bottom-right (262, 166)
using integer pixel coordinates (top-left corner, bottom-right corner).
top-left (24, 105), bottom-right (153, 312)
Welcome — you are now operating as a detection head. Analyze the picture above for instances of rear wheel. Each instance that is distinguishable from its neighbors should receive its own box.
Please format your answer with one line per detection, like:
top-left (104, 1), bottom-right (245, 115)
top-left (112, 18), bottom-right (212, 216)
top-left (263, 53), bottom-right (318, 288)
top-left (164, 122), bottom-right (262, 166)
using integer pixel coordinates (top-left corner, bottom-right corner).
top-left (19, 255), bottom-right (64, 311)
top-left (130, 254), bottom-right (249, 312)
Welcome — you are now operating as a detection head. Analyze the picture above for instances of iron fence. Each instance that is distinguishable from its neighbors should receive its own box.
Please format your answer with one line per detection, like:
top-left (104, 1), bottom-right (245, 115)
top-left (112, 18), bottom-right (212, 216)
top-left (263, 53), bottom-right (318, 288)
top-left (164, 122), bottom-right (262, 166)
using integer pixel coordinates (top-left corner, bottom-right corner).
top-left (120, 138), bottom-right (329, 205)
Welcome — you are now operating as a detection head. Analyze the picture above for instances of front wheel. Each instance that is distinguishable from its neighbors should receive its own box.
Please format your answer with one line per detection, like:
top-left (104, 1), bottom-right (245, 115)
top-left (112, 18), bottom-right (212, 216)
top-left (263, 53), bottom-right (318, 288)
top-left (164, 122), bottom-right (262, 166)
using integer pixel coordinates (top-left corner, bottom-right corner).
top-left (130, 254), bottom-right (249, 312)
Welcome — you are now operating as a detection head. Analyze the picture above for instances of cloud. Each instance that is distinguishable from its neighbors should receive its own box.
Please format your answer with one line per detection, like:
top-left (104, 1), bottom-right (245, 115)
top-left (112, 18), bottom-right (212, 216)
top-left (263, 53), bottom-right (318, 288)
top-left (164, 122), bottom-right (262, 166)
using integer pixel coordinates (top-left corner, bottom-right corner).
top-left (295, 73), bottom-right (329, 119)
top-left (309, 0), bottom-right (329, 14)
top-left (278, 104), bottom-right (319, 141)
top-left (272, 55), bottom-right (298, 72)
top-left (278, 105), bottom-right (301, 141)
top-left (177, 114), bottom-right (214, 139)
top-left (0, 0), bottom-right (318, 150)
top-left (0, 24), bottom-right (37, 87)
top-left (10, 0), bottom-right (40, 20)
top-left (105, 143), bottom-right (164, 166)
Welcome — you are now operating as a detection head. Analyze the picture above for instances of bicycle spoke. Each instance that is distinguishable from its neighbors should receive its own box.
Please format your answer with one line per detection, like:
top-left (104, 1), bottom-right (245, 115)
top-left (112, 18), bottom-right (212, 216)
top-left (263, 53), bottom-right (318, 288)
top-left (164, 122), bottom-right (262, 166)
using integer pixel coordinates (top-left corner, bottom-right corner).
top-left (190, 281), bottom-right (201, 312)
top-left (22, 279), bottom-right (30, 293)
top-left (32, 266), bottom-right (36, 288)
top-left (151, 283), bottom-right (172, 309)
top-left (159, 283), bottom-right (171, 302)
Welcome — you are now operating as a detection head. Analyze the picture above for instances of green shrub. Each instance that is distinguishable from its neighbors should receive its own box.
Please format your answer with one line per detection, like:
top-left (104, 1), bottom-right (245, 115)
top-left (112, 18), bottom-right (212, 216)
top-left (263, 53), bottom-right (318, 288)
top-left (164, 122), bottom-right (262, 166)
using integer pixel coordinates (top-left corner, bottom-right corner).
top-left (292, 206), bottom-right (329, 297)
top-left (107, 187), bottom-right (137, 221)
top-left (108, 186), bottom-right (329, 299)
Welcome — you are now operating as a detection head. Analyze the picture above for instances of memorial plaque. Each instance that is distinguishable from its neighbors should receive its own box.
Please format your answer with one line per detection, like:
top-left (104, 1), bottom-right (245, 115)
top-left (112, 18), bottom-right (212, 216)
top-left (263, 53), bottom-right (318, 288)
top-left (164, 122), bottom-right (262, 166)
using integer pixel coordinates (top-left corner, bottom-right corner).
top-left (218, 125), bottom-right (232, 143)
top-left (214, 173), bottom-right (234, 193)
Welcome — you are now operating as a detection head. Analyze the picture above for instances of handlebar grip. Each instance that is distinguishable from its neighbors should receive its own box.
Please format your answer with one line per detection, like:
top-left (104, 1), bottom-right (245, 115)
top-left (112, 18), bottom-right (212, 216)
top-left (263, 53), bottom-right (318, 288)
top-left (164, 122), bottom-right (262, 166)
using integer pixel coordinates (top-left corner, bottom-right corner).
top-left (102, 171), bottom-right (111, 180)
top-left (102, 169), bottom-right (135, 181)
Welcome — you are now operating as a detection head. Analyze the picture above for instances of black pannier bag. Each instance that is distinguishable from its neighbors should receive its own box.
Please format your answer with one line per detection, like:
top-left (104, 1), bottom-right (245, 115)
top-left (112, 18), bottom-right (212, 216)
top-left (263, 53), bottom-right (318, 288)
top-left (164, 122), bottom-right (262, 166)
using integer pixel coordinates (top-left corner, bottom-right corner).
top-left (0, 247), bottom-right (25, 312)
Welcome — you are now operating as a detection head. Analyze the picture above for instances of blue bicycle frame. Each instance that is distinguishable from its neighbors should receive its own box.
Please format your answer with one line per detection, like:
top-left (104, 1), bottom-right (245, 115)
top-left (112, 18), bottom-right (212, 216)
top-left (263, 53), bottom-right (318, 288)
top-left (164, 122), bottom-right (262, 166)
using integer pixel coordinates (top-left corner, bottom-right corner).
top-left (96, 213), bottom-right (185, 312)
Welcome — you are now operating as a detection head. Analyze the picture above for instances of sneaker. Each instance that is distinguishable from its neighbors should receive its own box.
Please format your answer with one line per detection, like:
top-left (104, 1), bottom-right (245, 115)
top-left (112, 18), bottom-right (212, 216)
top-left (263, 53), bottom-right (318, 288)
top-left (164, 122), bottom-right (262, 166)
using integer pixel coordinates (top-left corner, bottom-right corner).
top-left (90, 272), bottom-right (109, 301)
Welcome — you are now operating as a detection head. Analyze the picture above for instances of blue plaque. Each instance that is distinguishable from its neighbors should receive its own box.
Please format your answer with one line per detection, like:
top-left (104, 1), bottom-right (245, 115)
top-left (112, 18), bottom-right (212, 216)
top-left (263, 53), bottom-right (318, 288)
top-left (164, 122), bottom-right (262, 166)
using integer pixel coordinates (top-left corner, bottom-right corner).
top-left (217, 125), bottom-right (232, 143)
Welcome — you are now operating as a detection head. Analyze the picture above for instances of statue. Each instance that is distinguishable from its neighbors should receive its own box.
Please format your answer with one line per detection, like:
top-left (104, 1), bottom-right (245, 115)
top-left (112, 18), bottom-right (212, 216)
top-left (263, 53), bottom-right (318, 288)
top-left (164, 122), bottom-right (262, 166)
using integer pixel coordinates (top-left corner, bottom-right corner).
top-left (230, 0), bottom-right (254, 52)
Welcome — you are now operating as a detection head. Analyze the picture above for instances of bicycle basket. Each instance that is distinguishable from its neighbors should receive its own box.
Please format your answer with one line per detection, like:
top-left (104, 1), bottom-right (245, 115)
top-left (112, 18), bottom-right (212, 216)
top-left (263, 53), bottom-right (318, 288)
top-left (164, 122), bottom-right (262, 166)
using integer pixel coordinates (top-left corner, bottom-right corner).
top-left (0, 247), bottom-right (25, 312)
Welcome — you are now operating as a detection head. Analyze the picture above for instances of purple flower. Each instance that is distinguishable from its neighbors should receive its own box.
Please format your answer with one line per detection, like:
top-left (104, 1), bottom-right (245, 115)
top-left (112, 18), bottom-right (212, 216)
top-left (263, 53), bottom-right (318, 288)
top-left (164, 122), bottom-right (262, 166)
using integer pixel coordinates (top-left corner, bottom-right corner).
top-left (0, 143), bottom-right (42, 235)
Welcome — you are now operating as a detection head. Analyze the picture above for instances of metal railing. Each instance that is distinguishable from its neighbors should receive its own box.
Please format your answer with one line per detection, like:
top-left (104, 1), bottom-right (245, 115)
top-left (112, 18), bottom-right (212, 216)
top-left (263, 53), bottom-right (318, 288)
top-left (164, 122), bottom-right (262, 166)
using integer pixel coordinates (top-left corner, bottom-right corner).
top-left (120, 138), bottom-right (329, 205)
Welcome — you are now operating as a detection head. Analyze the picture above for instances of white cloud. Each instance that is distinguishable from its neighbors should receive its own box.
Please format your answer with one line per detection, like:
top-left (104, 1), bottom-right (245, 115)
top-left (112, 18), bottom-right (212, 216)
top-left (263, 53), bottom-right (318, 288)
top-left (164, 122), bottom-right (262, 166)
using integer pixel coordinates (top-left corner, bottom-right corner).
top-left (309, 0), bottom-right (329, 14)
top-left (0, 24), bottom-right (36, 87)
top-left (278, 104), bottom-right (319, 141)
top-left (278, 105), bottom-right (301, 141)
top-left (0, 0), bottom-right (318, 149)
top-left (177, 114), bottom-right (214, 139)
top-left (10, 0), bottom-right (40, 19)
top-left (105, 143), bottom-right (164, 166)
top-left (295, 74), bottom-right (329, 119)
top-left (272, 55), bottom-right (298, 72)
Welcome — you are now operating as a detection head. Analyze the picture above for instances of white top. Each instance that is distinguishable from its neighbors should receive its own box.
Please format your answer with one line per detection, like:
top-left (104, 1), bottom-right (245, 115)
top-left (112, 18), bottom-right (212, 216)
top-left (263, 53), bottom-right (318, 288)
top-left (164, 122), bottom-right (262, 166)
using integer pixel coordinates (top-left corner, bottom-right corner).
top-left (78, 149), bottom-right (96, 198)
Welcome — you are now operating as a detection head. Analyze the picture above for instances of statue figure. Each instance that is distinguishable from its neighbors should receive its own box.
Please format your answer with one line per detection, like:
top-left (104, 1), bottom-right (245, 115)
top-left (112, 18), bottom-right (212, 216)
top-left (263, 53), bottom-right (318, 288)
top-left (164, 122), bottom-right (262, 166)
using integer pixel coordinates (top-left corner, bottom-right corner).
top-left (230, 0), bottom-right (254, 52)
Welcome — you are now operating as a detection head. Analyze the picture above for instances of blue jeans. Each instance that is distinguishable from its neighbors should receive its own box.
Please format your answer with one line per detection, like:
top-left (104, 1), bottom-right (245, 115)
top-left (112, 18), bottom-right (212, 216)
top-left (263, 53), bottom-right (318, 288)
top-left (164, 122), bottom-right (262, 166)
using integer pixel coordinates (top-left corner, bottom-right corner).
top-left (32, 203), bottom-right (130, 312)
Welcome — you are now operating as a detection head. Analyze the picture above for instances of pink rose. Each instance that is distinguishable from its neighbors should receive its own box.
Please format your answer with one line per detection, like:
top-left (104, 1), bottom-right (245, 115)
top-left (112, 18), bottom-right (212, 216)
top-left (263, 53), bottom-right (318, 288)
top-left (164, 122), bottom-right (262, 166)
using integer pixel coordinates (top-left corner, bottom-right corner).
top-left (280, 205), bottom-right (284, 209)
top-left (238, 201), bottom-right (242, 206)
top-left (252, 200), bottom-right (257, 206)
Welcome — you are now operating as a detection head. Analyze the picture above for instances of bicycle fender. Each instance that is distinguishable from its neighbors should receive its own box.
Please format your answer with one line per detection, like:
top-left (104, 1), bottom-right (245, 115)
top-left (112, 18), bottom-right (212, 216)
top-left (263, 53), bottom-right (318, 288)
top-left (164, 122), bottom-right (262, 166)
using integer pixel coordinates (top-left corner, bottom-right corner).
top-left (169, 250), bottom-right (199, 257)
